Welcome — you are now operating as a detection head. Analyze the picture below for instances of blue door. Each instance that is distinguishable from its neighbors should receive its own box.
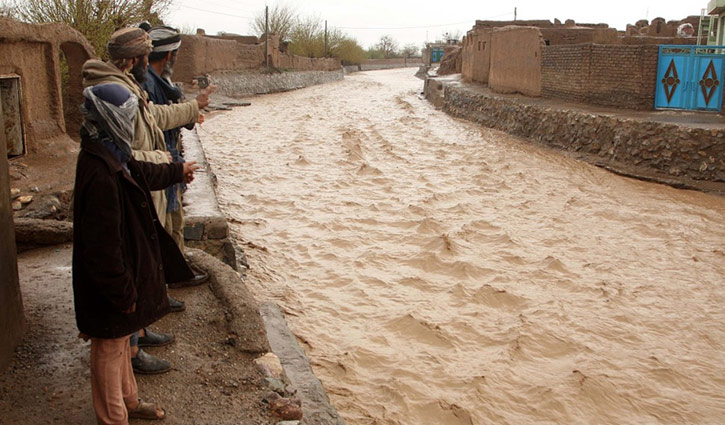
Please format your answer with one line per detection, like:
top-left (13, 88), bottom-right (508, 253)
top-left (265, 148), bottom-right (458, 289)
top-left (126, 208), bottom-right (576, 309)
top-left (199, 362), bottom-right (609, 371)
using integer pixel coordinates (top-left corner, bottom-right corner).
top-left (655, 45), bottom-right (725, 111)
top-left (432, 48), bottom-right (444, 63)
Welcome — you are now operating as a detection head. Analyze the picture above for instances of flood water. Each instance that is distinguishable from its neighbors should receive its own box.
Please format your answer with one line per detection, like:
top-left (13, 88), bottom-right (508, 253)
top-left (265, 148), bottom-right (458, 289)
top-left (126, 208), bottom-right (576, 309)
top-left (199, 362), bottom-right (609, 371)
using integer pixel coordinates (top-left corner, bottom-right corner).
top-left (199, 68), bottom-right (725, 425)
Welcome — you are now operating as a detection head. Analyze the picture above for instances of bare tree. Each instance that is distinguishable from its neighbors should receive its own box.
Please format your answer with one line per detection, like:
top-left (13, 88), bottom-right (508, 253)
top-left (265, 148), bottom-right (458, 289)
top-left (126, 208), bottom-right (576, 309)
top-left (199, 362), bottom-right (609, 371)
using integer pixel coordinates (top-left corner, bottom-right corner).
top-left (401, 43), bottom-right (419, 57)
top-left (375, 34), bottom-right (398, 58)
top-left (251, 3), bottom-right (296, 41)
top-left (13, 0), bottom-right (172, 58)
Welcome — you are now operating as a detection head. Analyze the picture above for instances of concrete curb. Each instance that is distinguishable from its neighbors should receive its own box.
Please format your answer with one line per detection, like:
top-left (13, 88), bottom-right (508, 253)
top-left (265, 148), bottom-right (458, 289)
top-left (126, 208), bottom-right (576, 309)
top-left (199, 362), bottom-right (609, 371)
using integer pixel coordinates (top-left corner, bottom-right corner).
top-left (181, 127), bottom-right (240, 269)
top-left (185, 248), bottom-right (269, 354)
top-left (261, 303), bottom-right (346, 425)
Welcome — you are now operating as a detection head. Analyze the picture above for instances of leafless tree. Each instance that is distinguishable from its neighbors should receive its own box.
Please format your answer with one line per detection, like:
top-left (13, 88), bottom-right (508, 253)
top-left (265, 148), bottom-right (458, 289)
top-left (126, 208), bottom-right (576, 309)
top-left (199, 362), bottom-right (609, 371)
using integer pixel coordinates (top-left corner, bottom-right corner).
top-left (401, 43), bottom-right (420, 57)
top-left (375, 34), bottom-right (398, 58)
top-left (13, 0), bottom-right (172, 58)
top-left (251, 3), bottom-right (296, 41)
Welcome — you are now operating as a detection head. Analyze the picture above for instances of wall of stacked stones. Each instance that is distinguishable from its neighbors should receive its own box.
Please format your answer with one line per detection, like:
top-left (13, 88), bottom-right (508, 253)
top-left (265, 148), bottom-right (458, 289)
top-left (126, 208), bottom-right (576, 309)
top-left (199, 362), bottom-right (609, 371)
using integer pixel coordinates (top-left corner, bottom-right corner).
top-left (442, 84), bottom-right (725, 183)
top-left (542, 44), bottom-right (659, 110)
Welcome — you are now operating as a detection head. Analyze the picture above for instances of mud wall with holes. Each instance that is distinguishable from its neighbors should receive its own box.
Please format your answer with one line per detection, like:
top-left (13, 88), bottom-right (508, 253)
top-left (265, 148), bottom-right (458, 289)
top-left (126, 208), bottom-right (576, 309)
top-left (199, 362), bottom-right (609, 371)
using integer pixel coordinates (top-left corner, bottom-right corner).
top-left (541, 44), bottom-right (659, 110)
top-left (0, 18), bottom-right (93, 153)
top-left (430, 80), bottom-right (725, 186)
top-left (0, 117), bottom-right (24, 371)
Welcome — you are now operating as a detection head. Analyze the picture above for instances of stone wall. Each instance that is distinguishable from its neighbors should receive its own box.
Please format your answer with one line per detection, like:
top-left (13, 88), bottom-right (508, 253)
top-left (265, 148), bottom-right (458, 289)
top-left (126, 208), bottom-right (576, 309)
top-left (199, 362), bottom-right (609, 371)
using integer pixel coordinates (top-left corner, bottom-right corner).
top-left (439, 82), bottom-right (724, 186)
top-left (542, 44), bottom-right (659, 110)
top-left (211, 69), bottom-right (344, 98)
top-left (0, 101), bottom-right (25, 371)
top-left (0, 18), bottom-right (93, 152)
top-left (489, 27), bottom-right (543, 96)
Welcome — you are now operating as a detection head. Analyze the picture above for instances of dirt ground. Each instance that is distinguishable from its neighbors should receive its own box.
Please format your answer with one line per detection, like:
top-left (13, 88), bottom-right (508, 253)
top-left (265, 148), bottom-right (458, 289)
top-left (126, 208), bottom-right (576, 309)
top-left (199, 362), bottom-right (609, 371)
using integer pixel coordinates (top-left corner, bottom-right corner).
top-left (0, 244), bottom-right (277, 425)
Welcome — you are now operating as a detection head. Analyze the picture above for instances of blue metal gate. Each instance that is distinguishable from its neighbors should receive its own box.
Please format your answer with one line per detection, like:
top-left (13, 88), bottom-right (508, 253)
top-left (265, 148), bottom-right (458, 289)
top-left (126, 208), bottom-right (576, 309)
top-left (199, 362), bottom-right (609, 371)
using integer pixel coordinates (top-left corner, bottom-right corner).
top-left (655, 45), bottom-right (725, 111)
top-left (432, 47), bottom-right (444, 63)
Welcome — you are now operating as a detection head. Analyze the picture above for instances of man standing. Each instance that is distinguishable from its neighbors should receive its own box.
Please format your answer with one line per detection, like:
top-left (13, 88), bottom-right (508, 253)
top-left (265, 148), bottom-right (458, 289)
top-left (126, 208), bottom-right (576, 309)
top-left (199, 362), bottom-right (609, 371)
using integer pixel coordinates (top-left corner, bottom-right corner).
top-left (82, 27), bottom-right (208, 230)
top-left (81, 27), bottom-right (207, 374)
top-left (142, 26), bottom-right (193, 250)
top-left (73, 82), bottom-right (199, 424)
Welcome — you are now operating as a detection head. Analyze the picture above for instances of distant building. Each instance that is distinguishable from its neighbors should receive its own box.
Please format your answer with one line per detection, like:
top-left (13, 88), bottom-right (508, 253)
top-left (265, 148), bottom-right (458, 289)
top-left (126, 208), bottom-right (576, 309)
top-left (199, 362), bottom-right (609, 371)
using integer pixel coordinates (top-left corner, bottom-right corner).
top-left (704, 1), bottom-right (725, 44)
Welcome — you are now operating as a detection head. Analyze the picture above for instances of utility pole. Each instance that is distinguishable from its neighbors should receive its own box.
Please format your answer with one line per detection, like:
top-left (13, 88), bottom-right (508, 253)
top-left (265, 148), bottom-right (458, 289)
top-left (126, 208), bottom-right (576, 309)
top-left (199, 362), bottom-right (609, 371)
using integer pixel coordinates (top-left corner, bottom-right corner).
top-left (265, 5), bottom-right (269, 68)
top-left (324, 20), bottom-right (328, 57)
top-left (514, 7), bottom-right (517, 21)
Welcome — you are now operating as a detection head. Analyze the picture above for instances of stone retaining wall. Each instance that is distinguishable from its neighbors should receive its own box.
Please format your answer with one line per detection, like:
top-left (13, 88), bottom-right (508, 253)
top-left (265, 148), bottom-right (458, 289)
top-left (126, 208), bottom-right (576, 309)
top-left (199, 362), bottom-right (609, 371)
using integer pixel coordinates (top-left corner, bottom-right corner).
top-left (211, 70), bottom-right (344, 98)
top-left (438, 82), bottom-right (725, 186)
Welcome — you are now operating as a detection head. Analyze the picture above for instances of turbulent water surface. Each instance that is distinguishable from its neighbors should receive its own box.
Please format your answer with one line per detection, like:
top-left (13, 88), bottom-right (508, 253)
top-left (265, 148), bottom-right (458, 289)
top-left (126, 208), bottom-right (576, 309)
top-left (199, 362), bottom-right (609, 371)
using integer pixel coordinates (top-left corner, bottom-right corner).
top-left (199, 68), bottom-right (725, 425)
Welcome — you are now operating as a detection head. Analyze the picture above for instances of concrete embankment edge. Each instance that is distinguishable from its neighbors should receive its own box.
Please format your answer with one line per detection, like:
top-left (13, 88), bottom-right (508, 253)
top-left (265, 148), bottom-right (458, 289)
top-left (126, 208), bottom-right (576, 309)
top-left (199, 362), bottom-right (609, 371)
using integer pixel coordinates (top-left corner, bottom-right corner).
top-left (261, 303), bottom-right (346, 425)
top-left (425, 77), bottom-right (725, 195)
top-left (211, 70), bottom-right (344, 98)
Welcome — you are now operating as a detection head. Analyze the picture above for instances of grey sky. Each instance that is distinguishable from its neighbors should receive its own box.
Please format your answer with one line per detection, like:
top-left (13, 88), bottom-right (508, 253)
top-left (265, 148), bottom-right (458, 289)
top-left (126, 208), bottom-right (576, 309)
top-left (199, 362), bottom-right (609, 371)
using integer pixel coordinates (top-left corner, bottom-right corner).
top-left (166, 0), bottom-right (703, 48)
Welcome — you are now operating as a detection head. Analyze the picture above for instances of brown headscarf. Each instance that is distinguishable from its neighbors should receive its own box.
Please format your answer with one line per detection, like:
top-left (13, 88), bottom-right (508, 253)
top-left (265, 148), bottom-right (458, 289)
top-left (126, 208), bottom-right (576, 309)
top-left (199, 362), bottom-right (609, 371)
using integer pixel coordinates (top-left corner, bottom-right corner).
top-left (107, 27), bottom-right (153, 60)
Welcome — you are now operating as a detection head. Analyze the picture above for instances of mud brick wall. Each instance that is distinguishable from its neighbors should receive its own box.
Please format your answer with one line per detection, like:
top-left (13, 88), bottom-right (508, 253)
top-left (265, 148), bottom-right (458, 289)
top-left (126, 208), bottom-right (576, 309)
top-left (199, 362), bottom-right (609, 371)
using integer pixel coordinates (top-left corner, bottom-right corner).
top-left (441, 82), bottom-right (725, 184)
top-left (278, 54), bottom-right (341, 72)
top-left (0, 19), bottom-right (93, 150)
top-left (542, 44), bottom-right (659, 110)
top-left (540, 27), bottom-right (618, 45)
top-left (175, 35), bottom-right (265, 83)
top-left (489, 27), bottom-right (543, 96)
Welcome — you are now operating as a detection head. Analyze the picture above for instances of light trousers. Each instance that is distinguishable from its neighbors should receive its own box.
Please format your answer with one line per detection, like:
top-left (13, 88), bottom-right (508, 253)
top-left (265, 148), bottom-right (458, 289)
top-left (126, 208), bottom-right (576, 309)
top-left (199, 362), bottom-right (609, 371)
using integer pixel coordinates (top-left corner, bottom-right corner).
top-left (90, 335), bottom-right (139, 425)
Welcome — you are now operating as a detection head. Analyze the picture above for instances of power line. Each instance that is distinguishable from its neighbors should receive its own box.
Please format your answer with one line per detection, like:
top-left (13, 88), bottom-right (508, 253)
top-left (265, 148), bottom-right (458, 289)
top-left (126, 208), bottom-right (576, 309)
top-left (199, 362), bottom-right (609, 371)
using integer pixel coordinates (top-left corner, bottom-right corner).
top-left (335, 12), bottom-right (514, 31)
top-left (174, 4), bottom-right (253, 20)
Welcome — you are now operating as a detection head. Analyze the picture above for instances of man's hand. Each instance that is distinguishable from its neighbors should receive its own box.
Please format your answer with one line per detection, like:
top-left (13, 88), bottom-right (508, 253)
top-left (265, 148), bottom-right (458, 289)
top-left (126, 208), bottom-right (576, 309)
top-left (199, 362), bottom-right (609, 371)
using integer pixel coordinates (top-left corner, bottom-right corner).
top-left (195, 85), bottom-right (217, 110)
top-left (165, 151), bottom-right (173, 163)
top-left (197, 113), bottom-right (205, 124)
top-left (123, 303), bottom-right (136, 314)
top-left (183, 161), bottom-right (200, 184)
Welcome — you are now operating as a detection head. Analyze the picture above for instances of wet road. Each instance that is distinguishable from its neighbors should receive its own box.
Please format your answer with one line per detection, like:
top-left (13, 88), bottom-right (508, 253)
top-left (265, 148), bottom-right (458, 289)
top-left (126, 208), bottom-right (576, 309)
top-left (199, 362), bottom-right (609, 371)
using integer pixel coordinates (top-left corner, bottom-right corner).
top-left (199, 68), bottom-right (725, 425)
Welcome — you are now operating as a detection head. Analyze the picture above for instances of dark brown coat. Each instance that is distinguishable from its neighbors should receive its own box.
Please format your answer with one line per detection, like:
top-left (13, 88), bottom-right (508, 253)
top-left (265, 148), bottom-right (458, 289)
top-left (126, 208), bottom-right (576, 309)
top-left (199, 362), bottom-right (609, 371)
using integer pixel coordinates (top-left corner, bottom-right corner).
top-left (72, 137), bottom-right (193, 339)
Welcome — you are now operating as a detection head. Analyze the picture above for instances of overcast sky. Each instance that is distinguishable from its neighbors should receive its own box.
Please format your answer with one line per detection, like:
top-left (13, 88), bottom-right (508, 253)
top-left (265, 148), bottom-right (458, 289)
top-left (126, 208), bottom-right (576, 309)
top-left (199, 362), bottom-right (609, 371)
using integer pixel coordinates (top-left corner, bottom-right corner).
top-left (165, 0), bottom-right (703, 49)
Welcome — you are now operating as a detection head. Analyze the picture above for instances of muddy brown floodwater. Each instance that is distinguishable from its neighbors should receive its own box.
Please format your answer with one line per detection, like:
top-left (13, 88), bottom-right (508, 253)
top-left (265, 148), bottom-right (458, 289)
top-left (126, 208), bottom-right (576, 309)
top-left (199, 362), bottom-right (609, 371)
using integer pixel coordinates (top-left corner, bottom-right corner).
top-left (199, 68), bottom-right (725, 425)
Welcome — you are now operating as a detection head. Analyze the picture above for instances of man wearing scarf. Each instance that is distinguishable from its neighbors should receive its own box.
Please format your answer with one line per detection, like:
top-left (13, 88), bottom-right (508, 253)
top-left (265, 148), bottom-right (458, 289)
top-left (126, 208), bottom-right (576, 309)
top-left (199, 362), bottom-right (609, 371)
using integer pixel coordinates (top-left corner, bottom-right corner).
top-left (73, 83), bottom-right (199, 424)
top-left (81, 27), bottom-right (209, 233)
top-left (82, 27), bottom-right (212, 374)
top-left (141, 26), bottom-right (190, 251)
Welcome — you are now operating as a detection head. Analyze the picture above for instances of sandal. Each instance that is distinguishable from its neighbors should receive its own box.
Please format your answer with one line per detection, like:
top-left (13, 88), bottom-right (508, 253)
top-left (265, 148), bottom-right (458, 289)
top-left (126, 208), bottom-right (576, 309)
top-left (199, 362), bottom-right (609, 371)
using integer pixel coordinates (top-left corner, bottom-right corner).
top-left (128, 399), bottom-right (166, 420)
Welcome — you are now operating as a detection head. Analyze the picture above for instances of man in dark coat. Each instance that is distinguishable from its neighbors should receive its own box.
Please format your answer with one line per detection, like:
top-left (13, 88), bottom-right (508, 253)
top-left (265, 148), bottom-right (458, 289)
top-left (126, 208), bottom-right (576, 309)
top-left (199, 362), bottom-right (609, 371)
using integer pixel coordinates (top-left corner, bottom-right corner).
top-left (73, 82), bottom-right (198, 424)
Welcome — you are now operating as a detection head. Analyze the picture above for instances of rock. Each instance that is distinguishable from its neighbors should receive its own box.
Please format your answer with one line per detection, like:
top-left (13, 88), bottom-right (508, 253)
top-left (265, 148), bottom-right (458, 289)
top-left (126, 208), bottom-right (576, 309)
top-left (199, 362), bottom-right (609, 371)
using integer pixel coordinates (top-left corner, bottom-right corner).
top-left (17, 195), bottom-right (33, 204)
top-left (12, 200), bottom-right (22, 211)
top-left (17, 195), bottom-right (61, 220)
top-left (254, 353), bottom-right (284, 379)
top-left (276, 421), bottom-right (301, 425)
top-left (30, 186), bottom-right (40, 193)
top-left (262, 377), bottom-right (286, 395)
top-left (10, 188), bottom-right (20, 199)
top-left (268, 394), bottom-right (303, 421)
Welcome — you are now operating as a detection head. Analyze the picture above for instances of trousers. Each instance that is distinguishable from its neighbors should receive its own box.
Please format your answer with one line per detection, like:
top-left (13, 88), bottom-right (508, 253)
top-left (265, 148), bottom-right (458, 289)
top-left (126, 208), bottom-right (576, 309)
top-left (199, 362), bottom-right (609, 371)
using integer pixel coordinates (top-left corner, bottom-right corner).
top-left (90, 335), bottom-right (139, 425)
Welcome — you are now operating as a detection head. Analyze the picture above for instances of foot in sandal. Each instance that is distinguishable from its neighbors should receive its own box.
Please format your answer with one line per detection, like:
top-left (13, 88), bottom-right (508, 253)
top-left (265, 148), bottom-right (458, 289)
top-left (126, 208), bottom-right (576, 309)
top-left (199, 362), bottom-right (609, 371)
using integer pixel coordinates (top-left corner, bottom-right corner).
top-left (128, 399), bottom-right (166, 421)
